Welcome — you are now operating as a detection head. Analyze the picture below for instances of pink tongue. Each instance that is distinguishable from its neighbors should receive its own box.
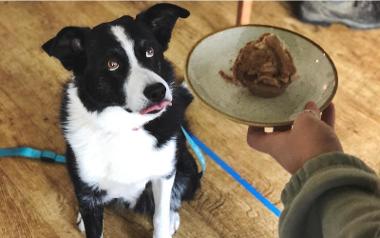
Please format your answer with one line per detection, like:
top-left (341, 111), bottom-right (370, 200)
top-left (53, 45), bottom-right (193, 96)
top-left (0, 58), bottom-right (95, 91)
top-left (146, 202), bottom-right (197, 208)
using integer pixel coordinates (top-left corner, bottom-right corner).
top-left (140, 101), bottom-right (172, 115)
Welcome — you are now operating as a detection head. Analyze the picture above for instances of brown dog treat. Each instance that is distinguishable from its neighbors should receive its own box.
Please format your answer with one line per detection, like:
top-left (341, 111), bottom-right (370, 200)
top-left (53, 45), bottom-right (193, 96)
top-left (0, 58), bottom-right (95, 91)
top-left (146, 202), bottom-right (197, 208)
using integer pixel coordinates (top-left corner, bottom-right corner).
top-left (232, 33), bottom-right (297, 97)
top-left (219, 70), bottom-right (240, 85)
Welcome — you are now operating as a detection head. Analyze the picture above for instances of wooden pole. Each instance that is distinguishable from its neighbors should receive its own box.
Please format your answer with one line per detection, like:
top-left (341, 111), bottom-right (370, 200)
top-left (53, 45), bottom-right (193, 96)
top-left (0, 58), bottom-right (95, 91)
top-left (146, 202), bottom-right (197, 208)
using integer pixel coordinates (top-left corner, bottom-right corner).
top-left (236, 1), bottom-right (253, 25)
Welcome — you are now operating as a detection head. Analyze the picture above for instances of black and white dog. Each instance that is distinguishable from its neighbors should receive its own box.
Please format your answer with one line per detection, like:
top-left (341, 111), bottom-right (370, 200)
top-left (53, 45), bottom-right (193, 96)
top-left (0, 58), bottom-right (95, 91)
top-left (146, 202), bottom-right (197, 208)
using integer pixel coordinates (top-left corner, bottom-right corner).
top-left (42, 4), bottom-right (200, 238)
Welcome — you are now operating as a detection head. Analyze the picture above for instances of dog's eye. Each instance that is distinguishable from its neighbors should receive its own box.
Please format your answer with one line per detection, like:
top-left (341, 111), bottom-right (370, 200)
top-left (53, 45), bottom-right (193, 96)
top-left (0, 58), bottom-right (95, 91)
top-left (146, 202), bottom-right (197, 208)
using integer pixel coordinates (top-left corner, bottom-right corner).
top-left (145, 47), bottom-right (154, 58)
top-left (107, 60), bottom-right (119, 71)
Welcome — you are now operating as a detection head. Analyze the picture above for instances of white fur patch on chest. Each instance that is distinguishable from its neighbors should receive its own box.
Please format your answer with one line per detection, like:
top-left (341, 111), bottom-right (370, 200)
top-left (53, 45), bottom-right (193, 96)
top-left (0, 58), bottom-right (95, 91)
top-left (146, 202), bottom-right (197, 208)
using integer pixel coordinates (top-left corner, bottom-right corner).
top-left (64, 83), bottom-right (176, 203)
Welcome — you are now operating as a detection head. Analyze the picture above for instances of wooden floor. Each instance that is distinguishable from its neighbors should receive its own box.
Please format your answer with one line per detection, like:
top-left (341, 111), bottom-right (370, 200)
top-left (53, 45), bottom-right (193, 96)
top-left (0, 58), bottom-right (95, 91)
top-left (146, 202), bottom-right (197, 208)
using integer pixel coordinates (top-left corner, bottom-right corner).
top-left (0, 2), bottom-right (380, 238)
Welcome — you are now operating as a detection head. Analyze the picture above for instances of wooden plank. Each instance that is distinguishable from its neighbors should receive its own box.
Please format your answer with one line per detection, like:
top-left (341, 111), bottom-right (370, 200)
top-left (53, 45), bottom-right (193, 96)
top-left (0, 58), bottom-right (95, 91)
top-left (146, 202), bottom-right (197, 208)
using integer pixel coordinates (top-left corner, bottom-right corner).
top-left (0, 2), bottom-right (379, 238)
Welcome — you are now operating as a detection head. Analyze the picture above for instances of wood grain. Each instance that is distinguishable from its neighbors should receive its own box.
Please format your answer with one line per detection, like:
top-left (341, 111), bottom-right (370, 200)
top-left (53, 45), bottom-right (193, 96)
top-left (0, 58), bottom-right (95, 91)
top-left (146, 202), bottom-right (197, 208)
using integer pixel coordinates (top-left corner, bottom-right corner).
top-left (0, 2), bottom-right (379, 238)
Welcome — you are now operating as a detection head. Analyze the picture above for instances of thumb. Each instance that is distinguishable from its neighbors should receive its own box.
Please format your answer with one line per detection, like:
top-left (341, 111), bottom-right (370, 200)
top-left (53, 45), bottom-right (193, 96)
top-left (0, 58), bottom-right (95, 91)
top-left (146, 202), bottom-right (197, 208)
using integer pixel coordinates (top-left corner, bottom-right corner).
top-left (293, 101), bottom-right (321, 129)
top-left (304, 101), bottom-right (321, 117)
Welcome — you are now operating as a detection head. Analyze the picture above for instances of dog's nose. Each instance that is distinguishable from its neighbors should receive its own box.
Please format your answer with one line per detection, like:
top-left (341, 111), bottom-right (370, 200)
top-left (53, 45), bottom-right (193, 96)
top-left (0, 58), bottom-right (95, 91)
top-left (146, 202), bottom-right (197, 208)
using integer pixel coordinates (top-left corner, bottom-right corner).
top-left (143, 83), bottom-right (166, 102)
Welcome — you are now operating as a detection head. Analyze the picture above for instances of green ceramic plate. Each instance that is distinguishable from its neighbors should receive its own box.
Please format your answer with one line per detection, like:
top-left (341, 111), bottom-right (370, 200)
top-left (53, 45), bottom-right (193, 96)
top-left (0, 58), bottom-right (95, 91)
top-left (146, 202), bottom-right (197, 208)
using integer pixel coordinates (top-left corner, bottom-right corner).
top-left (185, 25), bottom-right (338, 127)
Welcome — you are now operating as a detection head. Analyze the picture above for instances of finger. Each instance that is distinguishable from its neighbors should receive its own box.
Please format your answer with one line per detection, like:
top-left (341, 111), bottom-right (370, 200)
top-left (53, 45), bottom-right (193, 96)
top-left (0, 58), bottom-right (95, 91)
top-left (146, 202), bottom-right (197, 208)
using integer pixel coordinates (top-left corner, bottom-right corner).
top-left (321, 103), bottom-right (335, 128)
top-left (295, 101), bottom-right (321, 121)
top-left (305, 101), bottom-right (321, 114)
top-left (305, 101), bottom-right (319, 110)
top-left (293, 101), bottom-right (322, 128)
top-left (247, 126), bottom-right (289, 152)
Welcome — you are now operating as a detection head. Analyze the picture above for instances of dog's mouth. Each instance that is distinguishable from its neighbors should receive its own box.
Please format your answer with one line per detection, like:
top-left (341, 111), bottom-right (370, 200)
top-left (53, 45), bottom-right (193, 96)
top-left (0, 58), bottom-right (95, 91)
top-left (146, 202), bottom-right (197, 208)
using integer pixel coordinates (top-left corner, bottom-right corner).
top-left (139, 100), bottom-right (172, 115)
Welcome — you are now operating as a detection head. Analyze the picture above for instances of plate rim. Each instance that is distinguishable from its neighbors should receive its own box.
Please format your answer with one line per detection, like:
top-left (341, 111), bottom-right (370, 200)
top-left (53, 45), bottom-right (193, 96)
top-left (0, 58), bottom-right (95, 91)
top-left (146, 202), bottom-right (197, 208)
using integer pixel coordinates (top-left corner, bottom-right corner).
top-left (185, 24), bottom-right (339, 127)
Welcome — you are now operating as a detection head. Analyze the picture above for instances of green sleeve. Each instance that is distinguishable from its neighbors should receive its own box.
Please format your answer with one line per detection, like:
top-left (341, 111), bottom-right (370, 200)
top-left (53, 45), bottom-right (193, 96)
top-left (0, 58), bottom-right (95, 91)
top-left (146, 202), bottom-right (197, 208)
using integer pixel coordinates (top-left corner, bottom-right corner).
top-left (279, 152), bottom-right (380, 238)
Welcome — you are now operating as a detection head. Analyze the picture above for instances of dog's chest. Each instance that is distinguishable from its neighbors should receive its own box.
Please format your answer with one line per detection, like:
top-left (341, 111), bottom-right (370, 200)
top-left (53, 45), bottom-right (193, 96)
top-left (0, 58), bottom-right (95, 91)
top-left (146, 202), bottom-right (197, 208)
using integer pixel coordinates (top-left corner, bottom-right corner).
top-left (68, 126), bottom-right (176, 201)
top-left (63, 84), bottom-right (177, 202)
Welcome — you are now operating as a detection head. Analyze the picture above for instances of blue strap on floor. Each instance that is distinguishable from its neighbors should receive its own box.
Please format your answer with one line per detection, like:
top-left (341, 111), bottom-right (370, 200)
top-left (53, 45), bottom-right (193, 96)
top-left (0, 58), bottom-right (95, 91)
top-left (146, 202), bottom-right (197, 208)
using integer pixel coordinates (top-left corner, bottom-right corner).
top-left (187, 132), bottom-right (282, 218)
top-left (0, 147), bottom-right (66, 163)
top-left (0, 128), bottom-right (206, 173)
top-left (0, 128), bottom-right (280, 217)
top-left (181, 127), bottom-right (207, 173)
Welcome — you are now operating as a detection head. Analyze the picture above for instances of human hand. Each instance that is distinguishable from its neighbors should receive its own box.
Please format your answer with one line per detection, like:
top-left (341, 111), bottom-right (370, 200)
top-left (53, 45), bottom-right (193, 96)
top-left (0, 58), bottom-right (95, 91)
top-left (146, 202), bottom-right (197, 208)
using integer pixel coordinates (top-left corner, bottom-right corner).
top-left (247, 101), bottom-right (343, 174)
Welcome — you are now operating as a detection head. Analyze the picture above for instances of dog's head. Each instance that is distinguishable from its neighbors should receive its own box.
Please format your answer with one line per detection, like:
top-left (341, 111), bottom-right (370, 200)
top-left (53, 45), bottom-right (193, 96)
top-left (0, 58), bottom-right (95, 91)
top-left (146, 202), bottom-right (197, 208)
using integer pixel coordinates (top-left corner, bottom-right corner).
top-left (42, 4), bottom-right (189, 128)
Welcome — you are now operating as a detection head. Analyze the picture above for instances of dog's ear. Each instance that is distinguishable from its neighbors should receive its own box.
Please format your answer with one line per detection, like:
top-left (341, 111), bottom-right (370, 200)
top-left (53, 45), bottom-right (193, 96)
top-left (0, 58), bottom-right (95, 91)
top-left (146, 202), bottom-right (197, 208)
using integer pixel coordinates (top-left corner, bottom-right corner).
top-left (42, 26), bottom-right (90, 73)
top-left (113, 15), bottom-right (134, 25)
top-left (136, 3), bottom-right (189, 51)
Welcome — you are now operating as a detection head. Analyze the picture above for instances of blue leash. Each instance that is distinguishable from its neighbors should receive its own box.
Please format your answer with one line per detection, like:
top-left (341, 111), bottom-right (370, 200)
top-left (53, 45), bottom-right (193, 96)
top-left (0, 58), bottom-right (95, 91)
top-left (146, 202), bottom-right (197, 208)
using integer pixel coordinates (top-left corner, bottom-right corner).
top-left (0, 127), bottom-right (206, 171)
top-left (0, 147), bottom-right (66, 163)
top-left (181, 127), bottom-right (206, 173)
top-left (187, 132), bottom-right (282, 218)
top-left (0, 127), bottom-right (281, 217)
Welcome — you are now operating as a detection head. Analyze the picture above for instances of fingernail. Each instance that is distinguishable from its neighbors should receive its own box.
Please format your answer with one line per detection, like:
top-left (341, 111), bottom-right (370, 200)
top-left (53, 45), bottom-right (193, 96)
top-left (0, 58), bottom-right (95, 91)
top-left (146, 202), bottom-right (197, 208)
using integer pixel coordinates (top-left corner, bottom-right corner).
top-left (305, 101), bottom-right (316, 108)
top-left (304, 109), bottom-right (321, 119)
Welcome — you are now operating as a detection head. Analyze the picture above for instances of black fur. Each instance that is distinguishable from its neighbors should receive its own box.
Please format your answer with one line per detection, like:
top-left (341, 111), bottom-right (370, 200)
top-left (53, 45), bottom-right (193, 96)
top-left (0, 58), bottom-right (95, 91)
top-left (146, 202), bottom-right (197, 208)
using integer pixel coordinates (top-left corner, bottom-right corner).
top-left (44, 4), bottom-right (199, 238)
top-left (136, 3), bottom-right (190, 51)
